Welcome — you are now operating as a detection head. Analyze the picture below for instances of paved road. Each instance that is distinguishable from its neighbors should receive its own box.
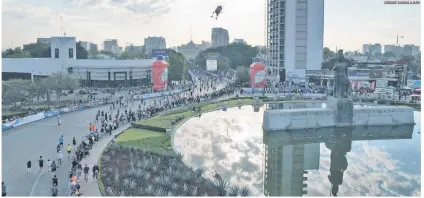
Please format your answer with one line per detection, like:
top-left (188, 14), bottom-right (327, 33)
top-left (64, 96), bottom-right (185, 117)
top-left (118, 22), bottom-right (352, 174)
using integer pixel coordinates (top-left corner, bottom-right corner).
top-left (2, 76), bottom-right (228, 196)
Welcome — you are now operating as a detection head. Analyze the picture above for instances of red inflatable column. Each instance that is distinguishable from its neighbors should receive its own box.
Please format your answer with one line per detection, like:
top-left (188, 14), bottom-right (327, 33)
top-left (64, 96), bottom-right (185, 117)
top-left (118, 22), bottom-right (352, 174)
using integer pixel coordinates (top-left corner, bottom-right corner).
top-left (249, 59), bottom-right (266, 88)
top-left (152, 55), bottom-right (169, 91)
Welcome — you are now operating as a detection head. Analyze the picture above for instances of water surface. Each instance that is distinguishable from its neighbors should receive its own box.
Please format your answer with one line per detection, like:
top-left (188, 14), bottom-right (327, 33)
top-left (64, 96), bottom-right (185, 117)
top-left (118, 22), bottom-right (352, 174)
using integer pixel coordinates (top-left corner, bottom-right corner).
top-left (173, 106), bottom-right (421, 196)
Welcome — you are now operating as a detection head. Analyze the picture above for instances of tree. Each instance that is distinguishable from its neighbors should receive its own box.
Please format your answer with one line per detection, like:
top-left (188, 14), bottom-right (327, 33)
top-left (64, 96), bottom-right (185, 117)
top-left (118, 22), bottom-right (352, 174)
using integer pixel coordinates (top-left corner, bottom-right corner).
top-left (383, 51), bottom-right (396, 58)
top-left (2, 47), bottom-right (31, 58)
top-left (43, 73), bottom-right (80, 103)
top-left (168, 49), bottom-right (188, 81)
top-left (88, 44), bottom-right (99, 58)
top-left (323, 47), bottom-right (336, 61)
top-left (28, 79), bottom-right (49, 102)
top-left (235, 66), bottom-right (249, 83)
top-left (23, 41), bottom-right (51, 58)
top-left (76, 42), bottom-right (88, 59)
top-left (2, 79), bottom-right (31, 105)
top-left (217, 56), bottom-right (231, 70)
top-left (119, 49), bottom-right (147, 60)
top-left (195, 43), bottom-right (258, 70)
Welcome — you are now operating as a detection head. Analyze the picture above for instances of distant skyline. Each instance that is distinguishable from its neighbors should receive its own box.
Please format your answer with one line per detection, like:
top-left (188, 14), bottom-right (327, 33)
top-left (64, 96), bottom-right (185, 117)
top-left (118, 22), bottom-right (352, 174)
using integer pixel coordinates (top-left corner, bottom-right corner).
top-left (2, 0), bottom-right (421, 51)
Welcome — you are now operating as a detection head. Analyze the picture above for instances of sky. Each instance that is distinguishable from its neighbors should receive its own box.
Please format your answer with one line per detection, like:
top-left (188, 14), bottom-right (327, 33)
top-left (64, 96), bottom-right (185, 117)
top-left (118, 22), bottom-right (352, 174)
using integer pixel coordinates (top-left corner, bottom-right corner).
top-left (1, 0), bottom-right (422, 51)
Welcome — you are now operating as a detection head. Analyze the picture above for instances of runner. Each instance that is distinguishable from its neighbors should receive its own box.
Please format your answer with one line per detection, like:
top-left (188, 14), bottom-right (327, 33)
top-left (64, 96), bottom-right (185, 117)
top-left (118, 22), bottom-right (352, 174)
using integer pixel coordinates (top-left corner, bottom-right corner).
top-left (57, 114), bottom-right (61, 126)
top-left (56, 144), bottom-right (60, 153)
top-left (59, 135), bottom-right (64, 149)
top-left (38, 156), bottom-right (44, 171)
top-left (2, 182), bottom-right (6, 196)
top-left (51, 184), bottom-right (58, 197)
top-left (92, 164), bottom-right (99, 180)
top-left (47, 159), bottom-right (52, 172)
top-left (57, 151), bottom-right (63, 167)
top-left (66, 144), bottom-right (72, 160)
top-left (83, 164), bottom-right (89, 182)
top-left (26, 160), bottom-right (31, 174)
top-left (72, 137), bottom-right (77, 149)
top-left (52, 174), bottom-right (58, 186)
top-left (51, 161), bottom-right (57, 177)
top-left (77, 164), bottom-right (82, 179)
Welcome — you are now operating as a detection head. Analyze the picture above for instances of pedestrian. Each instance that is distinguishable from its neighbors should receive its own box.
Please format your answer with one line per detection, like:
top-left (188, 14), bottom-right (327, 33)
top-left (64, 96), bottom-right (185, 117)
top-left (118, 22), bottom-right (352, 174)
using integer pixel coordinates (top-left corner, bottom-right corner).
top-left (27, 160), bottom-right (31, 174)
top-left (72, 137), bottom-right (77, 149)
top-left (51, 184), bottom-right (58, 197)
top-left (2, 182), bottom-right (6, 196)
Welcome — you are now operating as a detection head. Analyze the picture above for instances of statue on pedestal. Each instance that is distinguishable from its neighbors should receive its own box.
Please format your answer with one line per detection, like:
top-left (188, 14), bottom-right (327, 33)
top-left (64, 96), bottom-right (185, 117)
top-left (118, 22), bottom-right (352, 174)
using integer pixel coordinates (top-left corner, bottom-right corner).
top-left (332, 50), bottom-right (350, 98)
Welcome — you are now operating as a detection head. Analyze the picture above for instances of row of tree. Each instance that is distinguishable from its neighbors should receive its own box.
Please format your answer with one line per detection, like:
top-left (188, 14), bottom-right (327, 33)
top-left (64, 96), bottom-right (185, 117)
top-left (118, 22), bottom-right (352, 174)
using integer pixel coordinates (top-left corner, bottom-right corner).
top-left (322, 47), bottom-right (421, 73)
top-left (2, 73), bottom-right (80, 106)
top-left (2, 41), bottom-right (89, 59)
top-left (194, 43), bottom-right (259, 70)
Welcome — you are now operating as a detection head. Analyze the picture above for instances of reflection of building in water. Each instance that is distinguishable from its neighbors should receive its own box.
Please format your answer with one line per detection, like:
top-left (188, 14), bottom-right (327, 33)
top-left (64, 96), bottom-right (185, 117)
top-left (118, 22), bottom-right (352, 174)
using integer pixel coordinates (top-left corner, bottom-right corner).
top-left (263, 133), bottom-right (319, 196)
top-left (263, 124), bottom-right (414, 196)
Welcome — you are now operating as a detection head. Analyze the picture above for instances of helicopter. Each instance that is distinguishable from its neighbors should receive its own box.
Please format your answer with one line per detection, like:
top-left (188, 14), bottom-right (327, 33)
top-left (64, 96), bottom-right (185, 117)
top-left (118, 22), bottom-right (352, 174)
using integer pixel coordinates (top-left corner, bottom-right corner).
top-left (211, 5), bottom-right (223, 20)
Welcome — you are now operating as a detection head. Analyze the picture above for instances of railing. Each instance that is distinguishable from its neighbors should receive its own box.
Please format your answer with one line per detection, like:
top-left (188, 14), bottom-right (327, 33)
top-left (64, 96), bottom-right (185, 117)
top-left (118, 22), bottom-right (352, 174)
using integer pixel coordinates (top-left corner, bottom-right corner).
top-left (264, 101), bottom-right (324, 110)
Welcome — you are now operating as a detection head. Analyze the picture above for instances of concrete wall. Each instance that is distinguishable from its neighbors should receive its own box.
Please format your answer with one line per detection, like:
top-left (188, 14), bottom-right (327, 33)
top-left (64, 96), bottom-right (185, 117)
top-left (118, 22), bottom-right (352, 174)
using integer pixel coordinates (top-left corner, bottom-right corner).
top-left (263, 108), bottom-right (335, 130)
top-left (353, 106), bottom-right (415, 126)
top-left (2, 58), bottom-right (155, 81)
top-left (263, 105), bottom-right (415, 131)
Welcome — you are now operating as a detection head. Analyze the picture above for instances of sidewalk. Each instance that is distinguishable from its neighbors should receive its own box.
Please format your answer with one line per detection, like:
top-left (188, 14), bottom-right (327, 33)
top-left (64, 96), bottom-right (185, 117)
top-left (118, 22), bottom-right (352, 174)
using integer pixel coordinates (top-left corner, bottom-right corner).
top-left (78, 123), bottom-right (131, 196)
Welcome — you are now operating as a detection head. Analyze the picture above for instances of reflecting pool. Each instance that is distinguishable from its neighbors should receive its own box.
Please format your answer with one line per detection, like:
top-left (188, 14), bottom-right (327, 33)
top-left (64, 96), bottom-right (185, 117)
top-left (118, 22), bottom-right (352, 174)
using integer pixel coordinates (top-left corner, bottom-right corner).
top-left (173, 105), bottom-right (421, 196)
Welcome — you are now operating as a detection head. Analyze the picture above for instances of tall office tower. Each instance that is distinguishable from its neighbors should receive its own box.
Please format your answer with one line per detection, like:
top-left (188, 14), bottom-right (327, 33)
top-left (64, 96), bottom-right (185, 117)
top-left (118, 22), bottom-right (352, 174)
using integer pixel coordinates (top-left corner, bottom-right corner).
top-left (211, 27), bottom-right (230, 47)
top-left (144, 36), bottom-right (166, 55)
top-left (263, 135), bottom-right (320, 196)
top-left (103, 39), bottom-right (119, 53)
top-left (266, 0), bottom-right (324, 82)
top-left (363, 43), bottom-right (382, 55)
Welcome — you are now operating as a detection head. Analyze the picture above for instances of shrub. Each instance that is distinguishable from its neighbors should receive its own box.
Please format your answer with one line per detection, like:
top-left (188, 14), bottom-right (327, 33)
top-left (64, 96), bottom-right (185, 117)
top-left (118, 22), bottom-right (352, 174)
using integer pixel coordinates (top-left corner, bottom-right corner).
top-left (240, 187), bottom-right (252, 196)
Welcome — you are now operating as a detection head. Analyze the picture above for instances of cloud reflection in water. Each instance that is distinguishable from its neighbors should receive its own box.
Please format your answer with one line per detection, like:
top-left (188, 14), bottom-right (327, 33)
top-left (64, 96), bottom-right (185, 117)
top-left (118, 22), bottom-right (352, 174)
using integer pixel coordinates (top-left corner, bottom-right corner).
top-left (173, 106), bottom-right (421, 196)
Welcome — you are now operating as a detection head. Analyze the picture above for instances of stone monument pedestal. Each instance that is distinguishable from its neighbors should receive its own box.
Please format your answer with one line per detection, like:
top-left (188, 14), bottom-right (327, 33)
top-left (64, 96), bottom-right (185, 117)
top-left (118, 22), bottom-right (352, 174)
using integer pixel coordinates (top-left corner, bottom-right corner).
top-left (326, 97), bottom-right (353, 127)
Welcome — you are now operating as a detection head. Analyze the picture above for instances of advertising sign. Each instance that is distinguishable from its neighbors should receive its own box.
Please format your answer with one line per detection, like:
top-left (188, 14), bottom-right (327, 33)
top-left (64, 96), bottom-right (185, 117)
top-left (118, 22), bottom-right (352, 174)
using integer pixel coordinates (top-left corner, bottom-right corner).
top-left (249, 62), bottom-right (266, 88)
top-left (369, 70), bottom-right (383, 78)
top-left (206, 59), bottom-right (218, 71)
top-left (152, 56), bottom-right (169, 91)
top-left (348, 70), bottom-right (369, 77)
top-left (152, 49), bottom-right (170, 58)
top-left (414, 80), bottom-right (421, 88)
top-left (376, 79), bottom-right (388, 88)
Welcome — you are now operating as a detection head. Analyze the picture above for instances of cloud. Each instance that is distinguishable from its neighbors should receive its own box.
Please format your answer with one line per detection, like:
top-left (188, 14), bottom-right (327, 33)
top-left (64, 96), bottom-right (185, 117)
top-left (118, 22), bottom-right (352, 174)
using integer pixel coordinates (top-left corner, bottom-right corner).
top-left (68, 0), bottom-right (175, 19)
top-left (2, 4), bottom-right (54, 26)
top-left (174, 106), bottom-right (421, 196)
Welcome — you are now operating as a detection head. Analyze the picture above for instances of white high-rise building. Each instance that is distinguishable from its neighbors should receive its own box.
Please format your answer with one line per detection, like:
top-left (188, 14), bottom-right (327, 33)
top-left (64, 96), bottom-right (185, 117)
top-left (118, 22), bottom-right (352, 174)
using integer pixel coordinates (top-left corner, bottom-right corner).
top-left (103, 39), bottom-right (119, 53)
top-left (211, 28), bottom-right (229, 47)
top-left (266, 0), bottom-right (324, 82)
top-left (144, 36), bottom-right (166, 55)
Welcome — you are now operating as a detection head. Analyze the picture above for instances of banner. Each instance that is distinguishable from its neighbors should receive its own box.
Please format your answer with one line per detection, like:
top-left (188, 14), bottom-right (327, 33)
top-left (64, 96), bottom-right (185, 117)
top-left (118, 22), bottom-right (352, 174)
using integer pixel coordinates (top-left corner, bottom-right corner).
top-left (369, 70), bottom-right (383, 78)
top-left (152, 49), bottom-right (170, 58)
top-left (44, 110), bottom-right (61, 118)
top-left (348, 71), bottom-right (369, 77)
top-left (16, 113), bottom-right (45, 126)
top-left (133, 89), bottom-right (188, 100)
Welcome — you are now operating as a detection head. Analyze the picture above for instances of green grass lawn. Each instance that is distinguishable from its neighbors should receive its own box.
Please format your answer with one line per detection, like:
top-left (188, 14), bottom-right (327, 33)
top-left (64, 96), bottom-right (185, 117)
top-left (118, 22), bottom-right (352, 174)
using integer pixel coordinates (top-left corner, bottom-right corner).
top-left (117, 135), bottom-right (174, 155)
top-left (135, 98), bottom-right (255, 129)
top-left (116, 128), bottom-right (166, 142)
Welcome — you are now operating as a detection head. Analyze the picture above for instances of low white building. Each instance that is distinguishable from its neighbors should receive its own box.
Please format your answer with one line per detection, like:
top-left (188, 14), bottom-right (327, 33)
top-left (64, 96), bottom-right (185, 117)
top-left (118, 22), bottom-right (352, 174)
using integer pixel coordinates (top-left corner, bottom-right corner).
top-left (2, 36), bottom-right (155, 88)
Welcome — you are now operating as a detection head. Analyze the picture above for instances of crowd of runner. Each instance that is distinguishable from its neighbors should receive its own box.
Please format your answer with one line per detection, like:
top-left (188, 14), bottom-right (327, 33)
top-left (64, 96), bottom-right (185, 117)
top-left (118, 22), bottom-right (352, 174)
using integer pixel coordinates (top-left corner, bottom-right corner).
top-left (4, 69), bottom-right (233, 197)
